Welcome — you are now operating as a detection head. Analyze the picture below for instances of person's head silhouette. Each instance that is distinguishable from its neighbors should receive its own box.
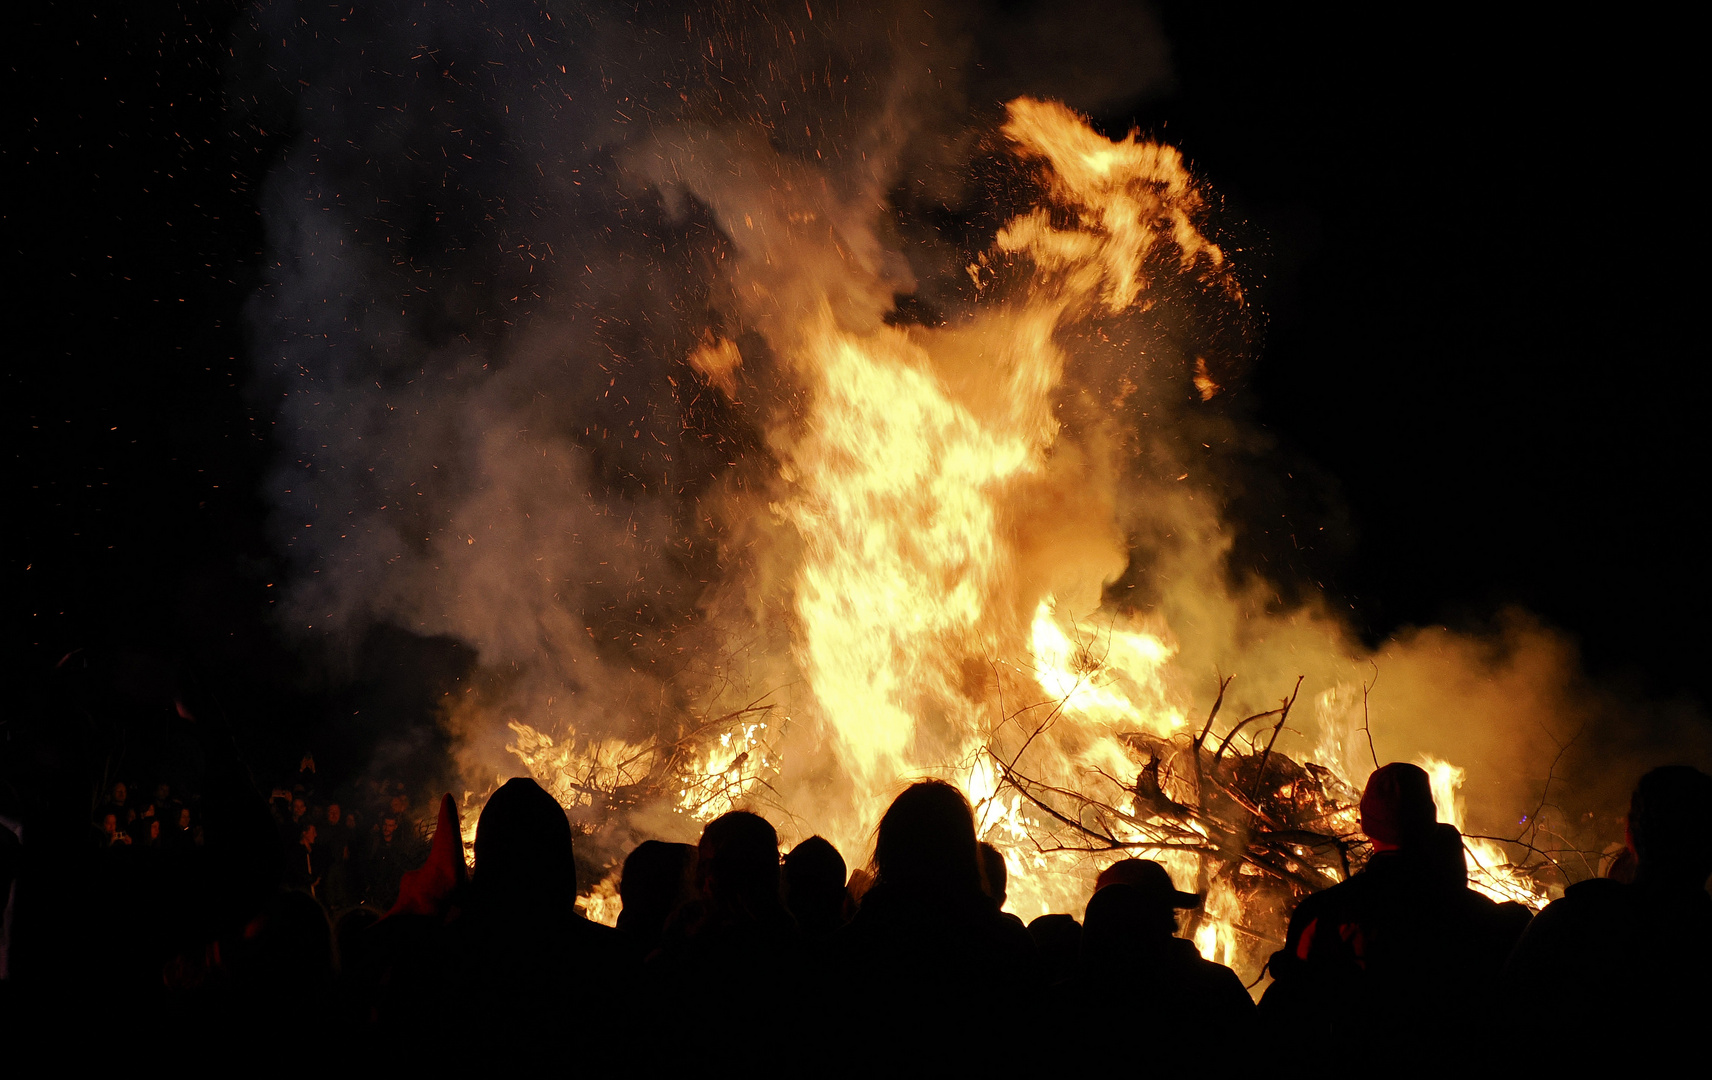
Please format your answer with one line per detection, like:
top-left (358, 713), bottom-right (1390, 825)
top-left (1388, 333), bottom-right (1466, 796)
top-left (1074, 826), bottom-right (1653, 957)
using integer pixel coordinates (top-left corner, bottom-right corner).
top-left (1627, 765), bottom-right (1712, 889)
top-left (1087, 860), bottom-right (1200, 944)
top-left (697, 810), bottom-right (784, 922)
top-left (619, 839), bottom-right (696, 945)
top-left (1360, 763), bottom-right (1437, 851)
top-left (872, 780), bottom-right (982, 901)
top-left (784, 835), bottom-right (848, 932)
top-left (474, 777), bottom-right (577, 911)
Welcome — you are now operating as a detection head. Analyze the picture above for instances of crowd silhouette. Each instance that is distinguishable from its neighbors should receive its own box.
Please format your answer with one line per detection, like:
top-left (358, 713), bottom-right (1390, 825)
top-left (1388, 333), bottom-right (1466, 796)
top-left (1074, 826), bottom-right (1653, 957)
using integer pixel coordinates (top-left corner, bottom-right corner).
top-left (6, 759), bottom-right (1708, 1065)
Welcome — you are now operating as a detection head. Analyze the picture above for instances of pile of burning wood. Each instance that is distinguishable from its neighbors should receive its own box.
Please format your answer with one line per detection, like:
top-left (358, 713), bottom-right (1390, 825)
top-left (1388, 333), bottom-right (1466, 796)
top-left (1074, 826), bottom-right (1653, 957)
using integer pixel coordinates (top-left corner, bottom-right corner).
top-left (985, 678), bottom-right (1359, 965)
top-left (989, 674), bottom-right (1569, 980)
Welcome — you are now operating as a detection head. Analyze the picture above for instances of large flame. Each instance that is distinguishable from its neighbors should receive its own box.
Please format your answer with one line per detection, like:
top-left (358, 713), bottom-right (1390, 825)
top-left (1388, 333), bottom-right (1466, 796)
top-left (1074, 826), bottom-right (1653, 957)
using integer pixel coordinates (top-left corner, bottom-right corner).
top-left (482, 98), bottom-right (1554, 987)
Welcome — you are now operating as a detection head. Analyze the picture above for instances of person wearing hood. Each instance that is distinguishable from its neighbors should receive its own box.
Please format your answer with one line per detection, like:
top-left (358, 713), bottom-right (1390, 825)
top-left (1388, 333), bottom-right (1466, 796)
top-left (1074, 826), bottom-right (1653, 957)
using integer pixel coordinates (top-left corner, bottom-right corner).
top-left (453, 780), bottom-right (633, 1020)
top-left (361, 779), bottom-right (636, 1064)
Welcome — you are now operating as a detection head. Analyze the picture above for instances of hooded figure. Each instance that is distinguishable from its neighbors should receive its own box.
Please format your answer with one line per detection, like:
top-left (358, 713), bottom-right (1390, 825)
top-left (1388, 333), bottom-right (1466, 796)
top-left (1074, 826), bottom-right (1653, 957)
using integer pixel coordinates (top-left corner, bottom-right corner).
top-left (441, 778), bottom-right (635, 1061)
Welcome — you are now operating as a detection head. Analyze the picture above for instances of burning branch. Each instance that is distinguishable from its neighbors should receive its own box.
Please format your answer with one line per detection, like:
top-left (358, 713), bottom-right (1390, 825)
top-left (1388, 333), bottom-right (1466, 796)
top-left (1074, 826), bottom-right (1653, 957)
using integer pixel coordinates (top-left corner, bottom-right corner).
top-left (1249, 676), bottom-right (1304, 802)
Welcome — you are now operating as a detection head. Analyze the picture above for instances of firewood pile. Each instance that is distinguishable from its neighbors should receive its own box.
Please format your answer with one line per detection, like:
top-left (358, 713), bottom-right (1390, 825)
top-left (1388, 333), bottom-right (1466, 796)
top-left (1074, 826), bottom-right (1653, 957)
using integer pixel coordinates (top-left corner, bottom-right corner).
top-left (988, 676), bottom-right (1376, 967)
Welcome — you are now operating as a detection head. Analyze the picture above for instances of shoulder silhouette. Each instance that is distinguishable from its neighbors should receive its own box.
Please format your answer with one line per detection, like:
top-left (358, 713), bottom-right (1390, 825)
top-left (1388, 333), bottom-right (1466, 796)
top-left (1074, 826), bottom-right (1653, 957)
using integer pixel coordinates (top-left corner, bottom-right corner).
top-left (1505, 765), bottom-right (1712, 1067)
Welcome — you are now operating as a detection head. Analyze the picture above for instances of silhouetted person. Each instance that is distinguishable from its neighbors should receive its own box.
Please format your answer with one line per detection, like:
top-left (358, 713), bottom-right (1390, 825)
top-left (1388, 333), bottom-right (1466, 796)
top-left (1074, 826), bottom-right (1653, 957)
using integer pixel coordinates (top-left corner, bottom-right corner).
top-left (646, 811), bottom-right (802, 1062)
top-left (166, 885), bottom-right (342, 1051)
top-left (317, 802), bottom-right (356, 911)
top-left (1070, 866), bottom-right (1255, 1066)
top-left (439, 778), bottom-right (634, 1062)
top-left (334, 906), bottom-right (381, 973)
top-left (364, 814), bottom-right (408, 908)
top-left (98, 781), bottom-right (135, 834)
top-left (652, 811), bottom-right (797, 974)
top-left (340, 794), bottom-right (468, 1055)
top-left (1028, 913), bottom-right (1082, 984)
top-left (285, 822), bottom-right (323, 896)
top-left (784, 835), bottom-right (849, 939)
top-left (1260, 762), bottom-right (1523, 1055)
top-left (98, 812), bottom-right (131, 850)
top-left (616, 839), bottom-right (696, 959)
top-left (1505, 765), bottom-right (1712, 1065)
top-left (837, 781), bottom-right (1039, 1058)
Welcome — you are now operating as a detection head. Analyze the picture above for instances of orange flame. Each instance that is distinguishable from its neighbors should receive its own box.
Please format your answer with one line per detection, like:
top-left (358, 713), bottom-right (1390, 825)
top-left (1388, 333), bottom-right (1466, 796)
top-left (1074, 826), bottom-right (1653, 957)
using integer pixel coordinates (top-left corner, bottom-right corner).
top-left (482, 99), bottom-right (1553, 973)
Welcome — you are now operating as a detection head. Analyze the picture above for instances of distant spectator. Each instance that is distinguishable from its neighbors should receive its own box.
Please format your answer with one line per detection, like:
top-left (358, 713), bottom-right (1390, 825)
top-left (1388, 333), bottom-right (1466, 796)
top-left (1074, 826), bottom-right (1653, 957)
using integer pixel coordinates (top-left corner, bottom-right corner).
top-left (166, 805), bottom-right (198, 851)
top-left (317, 802), bottom-right (357, 911)
top-left (295, 752), bottom-right (318, 797)
top-left (98, 781), bottom-right (135, 831)
top-left (98, 811), bottom-right (131, 848)
top-left (319, 802), bottom-right (355, 859)
top-left (286, 822), bottom-right (323, 896)
top-left (147, 781), bottom-right (179, 823)
top-left (366, 813), bottom-right (410, 908)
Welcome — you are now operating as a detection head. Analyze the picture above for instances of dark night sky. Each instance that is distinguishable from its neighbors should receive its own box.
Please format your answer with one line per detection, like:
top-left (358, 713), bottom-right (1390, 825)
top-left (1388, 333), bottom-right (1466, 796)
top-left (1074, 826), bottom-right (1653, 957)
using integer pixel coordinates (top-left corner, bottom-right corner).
top-left (10, 2), bottom-right (1707, 781)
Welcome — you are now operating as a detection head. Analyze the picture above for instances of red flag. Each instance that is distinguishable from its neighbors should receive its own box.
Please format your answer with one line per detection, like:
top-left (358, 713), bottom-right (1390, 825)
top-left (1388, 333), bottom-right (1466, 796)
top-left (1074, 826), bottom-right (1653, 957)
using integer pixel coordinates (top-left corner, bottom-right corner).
top-left (385, 793), bottom-right (469, 920)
